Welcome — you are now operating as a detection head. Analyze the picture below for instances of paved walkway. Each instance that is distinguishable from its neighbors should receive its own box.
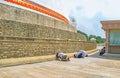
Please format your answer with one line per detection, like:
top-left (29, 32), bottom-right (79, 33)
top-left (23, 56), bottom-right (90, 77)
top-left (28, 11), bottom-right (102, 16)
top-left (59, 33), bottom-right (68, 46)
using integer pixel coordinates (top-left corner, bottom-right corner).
top-left (0, 52), bottom-right (120, 78)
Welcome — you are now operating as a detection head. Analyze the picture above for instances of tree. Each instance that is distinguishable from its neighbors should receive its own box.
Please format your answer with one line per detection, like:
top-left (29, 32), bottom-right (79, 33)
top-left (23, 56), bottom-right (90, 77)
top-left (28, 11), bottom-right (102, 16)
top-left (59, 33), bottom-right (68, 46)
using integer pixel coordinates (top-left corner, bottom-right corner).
top-left (77, 30), bottom-right (89, 41)
top-left (77, 30), bottom-right (105, 43)
top-left (88, 35), bottom-right (105, 43)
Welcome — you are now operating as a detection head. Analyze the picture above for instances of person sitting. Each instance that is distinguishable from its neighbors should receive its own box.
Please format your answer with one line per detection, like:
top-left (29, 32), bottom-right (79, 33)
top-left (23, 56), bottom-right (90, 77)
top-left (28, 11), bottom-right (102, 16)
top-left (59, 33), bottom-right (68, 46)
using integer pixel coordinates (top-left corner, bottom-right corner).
top-left (74, 50), bottom-right (88, 58)
top-left (56, 52), bottom-right (70, 61)
top-left (99, 47), bottom-right (106, 56)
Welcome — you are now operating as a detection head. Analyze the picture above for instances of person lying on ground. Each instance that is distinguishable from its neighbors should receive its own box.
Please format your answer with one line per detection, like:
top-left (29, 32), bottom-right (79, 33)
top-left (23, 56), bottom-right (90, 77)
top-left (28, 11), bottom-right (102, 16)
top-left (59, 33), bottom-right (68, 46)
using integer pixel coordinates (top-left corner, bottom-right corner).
top-left (56, 52), bottom-right (70, 61)
top-left (74, 50), bottom-right (88, 58)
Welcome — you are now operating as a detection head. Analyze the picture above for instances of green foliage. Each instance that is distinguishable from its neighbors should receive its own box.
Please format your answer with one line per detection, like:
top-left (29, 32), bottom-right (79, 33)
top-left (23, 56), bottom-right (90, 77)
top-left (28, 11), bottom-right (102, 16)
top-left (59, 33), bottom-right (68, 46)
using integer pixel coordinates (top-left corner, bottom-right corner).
top-left (77, 30), bottom-right (105, 43)
top-left (89, 35), bottom-right (105, 43)
top-left (77, 30), bottom-right (89, 41)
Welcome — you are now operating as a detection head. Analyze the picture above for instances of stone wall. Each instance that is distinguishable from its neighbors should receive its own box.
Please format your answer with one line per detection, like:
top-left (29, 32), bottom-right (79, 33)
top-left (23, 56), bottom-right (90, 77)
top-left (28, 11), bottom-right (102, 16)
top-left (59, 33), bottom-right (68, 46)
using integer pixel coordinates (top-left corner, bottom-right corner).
top-left (0, 19), bottom-right (86, 41)
top-left (0, 19), bottom-right (96, 59)
top-left (0, 40), bottom-right (96, 59)
top-left (0, 3), bottom-right (97, 59)
top-left (0, 3), bottom-right (77, 32)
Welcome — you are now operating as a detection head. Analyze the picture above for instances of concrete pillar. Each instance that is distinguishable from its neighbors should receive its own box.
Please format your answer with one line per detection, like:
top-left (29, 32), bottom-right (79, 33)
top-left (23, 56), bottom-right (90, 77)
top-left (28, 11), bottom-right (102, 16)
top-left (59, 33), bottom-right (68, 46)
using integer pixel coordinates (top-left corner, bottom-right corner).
top-left (105, 29), bottom-right (110, 53)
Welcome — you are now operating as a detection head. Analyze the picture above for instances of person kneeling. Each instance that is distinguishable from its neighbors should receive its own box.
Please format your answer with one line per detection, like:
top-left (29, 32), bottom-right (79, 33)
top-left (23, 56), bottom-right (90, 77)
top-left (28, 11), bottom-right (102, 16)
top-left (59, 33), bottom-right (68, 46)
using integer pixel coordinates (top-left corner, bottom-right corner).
top-left (74, 50), bottom-right (88, 58)
top-left (99, 47), bottom-right (106, 56)
top-left (56, 52), bottom-right (70, 61)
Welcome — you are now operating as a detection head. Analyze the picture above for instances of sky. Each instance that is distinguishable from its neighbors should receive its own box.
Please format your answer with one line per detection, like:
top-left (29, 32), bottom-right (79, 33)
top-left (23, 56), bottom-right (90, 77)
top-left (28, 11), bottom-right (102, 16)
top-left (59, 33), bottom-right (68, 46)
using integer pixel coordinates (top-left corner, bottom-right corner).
top-left (1, 0), bottom-right (120, 38)
top-left (31, 0), bottom-right (120, 38)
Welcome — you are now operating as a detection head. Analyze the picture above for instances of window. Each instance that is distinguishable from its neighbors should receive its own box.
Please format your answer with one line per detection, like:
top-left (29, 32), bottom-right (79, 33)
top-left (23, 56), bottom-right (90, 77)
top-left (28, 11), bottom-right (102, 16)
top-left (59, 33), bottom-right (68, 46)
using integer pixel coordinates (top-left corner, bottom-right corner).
top-left (110, 30), bottom-right (120, 46)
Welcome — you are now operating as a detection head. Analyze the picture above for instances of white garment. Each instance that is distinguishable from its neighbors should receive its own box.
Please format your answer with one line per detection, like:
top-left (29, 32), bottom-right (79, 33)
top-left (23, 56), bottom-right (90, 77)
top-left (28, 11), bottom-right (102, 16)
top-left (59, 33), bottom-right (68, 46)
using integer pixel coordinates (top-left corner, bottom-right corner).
top-left (58, 53), bottom-right (66, 57)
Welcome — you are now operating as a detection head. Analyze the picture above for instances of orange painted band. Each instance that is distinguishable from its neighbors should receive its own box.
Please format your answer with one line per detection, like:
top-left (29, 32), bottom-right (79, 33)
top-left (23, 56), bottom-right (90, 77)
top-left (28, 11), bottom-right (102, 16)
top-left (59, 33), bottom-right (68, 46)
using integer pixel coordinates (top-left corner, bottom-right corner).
top-left (5, 0), bottom-right (69, 24)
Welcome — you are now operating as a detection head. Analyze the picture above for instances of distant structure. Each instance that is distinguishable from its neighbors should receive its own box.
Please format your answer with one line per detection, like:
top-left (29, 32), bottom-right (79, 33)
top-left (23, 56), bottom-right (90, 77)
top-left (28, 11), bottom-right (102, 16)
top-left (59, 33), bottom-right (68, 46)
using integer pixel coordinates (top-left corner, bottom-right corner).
top-left (101, 20), bottom-right (120, 54)
top-left (5, 0), bottom-right (69, 24)
top-left (90, 38), bottom-right (96, 42)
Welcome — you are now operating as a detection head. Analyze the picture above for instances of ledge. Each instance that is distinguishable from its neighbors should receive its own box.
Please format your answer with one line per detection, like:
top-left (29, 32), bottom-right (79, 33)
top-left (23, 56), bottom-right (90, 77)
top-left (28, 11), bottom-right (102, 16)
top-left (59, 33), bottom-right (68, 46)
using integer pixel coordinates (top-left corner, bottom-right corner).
top-left (0, 49), bottom-right (98, 67)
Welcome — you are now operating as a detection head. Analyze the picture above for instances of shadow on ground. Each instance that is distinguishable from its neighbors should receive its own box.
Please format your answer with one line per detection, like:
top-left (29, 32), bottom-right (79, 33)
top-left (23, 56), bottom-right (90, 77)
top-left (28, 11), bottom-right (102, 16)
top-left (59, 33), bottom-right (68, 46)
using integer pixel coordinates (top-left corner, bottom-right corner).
top-left (89, 51), bottom-right (120, 61)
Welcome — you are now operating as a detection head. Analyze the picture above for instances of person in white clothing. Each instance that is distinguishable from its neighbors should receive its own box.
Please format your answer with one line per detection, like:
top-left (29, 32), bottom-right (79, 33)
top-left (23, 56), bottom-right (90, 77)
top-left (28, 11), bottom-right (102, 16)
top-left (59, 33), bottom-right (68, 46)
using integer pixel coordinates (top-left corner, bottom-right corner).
top-left (56, 52), bottom-right (70, 61)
